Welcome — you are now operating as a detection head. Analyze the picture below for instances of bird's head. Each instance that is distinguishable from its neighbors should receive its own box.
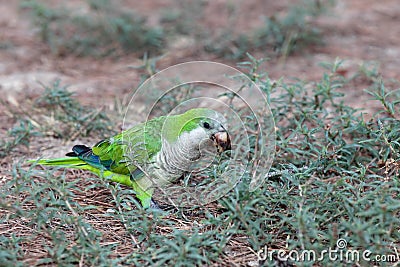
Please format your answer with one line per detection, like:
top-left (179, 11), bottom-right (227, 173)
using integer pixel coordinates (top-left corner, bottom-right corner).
top-left (163, 108), bottom-right (231, 155)
top-left (198, 116), bottom-right (231, 153)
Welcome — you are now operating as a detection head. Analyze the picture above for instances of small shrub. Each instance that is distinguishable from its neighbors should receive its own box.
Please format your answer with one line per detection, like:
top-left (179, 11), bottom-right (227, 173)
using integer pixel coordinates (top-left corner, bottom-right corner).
top-left (21, 0), bottom-right (165, 57)
top-left (205, 0), bottom-right (334, 59)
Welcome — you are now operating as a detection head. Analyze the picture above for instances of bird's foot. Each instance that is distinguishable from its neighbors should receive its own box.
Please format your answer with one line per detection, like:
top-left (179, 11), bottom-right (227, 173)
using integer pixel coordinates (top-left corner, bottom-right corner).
top-left (150, 199), bottom-right (161, 209)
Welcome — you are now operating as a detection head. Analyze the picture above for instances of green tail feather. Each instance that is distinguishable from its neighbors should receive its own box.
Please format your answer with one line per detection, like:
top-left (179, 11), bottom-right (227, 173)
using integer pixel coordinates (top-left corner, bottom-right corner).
top-left (28, 157), bottom-right (153, 209)
top-left (28, 157), bottom-right (92, 169)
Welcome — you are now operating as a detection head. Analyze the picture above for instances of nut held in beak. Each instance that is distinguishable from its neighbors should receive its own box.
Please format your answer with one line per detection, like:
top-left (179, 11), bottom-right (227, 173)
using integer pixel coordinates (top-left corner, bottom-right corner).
top-left (213, 131), bottom-right (231, 153)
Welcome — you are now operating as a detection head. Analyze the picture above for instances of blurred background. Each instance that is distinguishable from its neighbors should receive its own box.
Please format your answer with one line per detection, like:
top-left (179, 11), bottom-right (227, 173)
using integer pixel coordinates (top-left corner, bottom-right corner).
top-left (1, 0), bottom-right (399, 103)
top-left (0, 0), bottom-right (400, 158)
top-left (2, 0), bottom-right (400, 163)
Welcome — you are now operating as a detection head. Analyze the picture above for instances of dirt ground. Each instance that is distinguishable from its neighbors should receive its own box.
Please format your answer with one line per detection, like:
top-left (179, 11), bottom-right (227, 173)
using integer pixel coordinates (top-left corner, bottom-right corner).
top-left (1, 0), bottom-right (399, 264)
top-left (1, 0), bottom-right (399, 155)
top-left (1, 0), bottom-right (399, 102)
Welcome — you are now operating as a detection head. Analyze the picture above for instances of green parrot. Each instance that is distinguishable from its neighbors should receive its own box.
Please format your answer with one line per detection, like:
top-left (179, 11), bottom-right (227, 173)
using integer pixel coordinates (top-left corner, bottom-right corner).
top-left (29, 108), bottom-right (231, 209)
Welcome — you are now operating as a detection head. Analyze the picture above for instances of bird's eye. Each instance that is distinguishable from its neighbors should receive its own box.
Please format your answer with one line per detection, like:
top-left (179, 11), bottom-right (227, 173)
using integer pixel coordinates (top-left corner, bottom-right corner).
top-left (203, 121), bottom-right (211, 129)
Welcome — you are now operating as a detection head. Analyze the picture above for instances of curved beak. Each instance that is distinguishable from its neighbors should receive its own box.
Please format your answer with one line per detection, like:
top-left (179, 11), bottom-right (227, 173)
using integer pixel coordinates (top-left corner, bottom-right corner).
top-left (211, 131), bottom-right (231, 153)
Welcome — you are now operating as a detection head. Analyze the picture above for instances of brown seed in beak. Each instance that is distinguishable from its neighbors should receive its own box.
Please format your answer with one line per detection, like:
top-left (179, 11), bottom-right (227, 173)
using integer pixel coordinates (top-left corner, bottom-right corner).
top-left (212, 131), bottom-right (231, 153)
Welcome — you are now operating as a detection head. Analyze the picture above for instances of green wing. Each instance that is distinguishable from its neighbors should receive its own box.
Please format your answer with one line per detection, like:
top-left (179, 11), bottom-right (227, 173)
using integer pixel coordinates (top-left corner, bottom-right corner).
top-left (88, 116), bottom-right (165, 178)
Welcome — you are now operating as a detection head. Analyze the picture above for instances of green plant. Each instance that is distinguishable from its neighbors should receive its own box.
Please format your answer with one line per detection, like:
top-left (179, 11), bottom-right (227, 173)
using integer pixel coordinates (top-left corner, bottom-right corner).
top-left (0, 119), bottom-right (40, 158)
top-left (160, 0), bottom-right (206, 37)
top-left (2, 57), bottom-right (400, 266)
top-left (21, 0), bottom-right (164, 57)
top-left (206, 0), bottom-right (334, 59)
top-left (34, 80), bottom-right (115, 139)
top-left (365, 80), bottom-right (400, 118)
top-left (226, 56), bottom-right (400, 265)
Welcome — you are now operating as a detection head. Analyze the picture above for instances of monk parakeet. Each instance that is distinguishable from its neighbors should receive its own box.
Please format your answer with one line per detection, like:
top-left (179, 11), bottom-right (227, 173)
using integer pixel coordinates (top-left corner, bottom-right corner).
top-left (29, 108), bottom-right (231, 209)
